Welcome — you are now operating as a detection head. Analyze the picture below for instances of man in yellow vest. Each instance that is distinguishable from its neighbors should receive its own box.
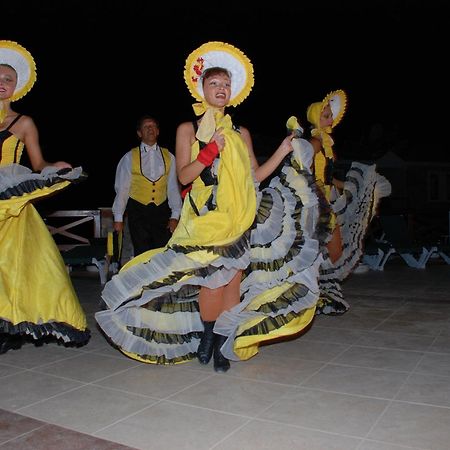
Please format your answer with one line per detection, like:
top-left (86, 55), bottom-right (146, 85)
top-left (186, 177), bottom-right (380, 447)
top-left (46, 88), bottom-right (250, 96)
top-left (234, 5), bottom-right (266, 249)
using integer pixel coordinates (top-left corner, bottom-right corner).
top-left (112, 115), bottom-right (182, 256)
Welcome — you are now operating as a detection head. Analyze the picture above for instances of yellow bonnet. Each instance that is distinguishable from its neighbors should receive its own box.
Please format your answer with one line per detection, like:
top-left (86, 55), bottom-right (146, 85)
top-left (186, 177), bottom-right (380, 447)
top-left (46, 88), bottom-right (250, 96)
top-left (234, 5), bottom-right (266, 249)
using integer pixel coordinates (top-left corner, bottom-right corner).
top-left (307, 90), bottom-right (347, 131)
top-left (0, 40), bottom-right (36, 102)
top-left (184, 41), bottom-right (254, 109)
top-left (184, 41), bottom-right (254, 142)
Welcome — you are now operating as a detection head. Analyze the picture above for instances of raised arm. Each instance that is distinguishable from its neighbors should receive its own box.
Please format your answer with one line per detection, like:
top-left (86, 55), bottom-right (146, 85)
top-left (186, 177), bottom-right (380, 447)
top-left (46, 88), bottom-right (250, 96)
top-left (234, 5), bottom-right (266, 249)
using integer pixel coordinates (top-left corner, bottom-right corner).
top-left (240, 126), bottom-right (294, 183)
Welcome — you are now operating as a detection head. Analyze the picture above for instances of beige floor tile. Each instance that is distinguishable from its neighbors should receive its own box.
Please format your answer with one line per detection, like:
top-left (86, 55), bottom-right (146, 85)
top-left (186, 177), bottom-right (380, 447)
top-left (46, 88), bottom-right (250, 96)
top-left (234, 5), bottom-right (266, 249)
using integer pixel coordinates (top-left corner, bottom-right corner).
top-left (94, 364), bottom-right (213, 398)
top-left (260, 388), bottom-right (389, 437)
top-left (1, 259), bottom-right (448, 449)
top-left (0, 363), bottom-right (24, 378)
top-left (375, 319), bottom-right (442, 336)
top-left (261, 337), bottom-right (350, 362)
top-left (358, 440), bottom-right (426, 449)
top-left (429, 335), bottom-right (450, 353)
top-left (413, 352), bottom-right (450, 377)
top-left (95, 401), bottom-right (247, 450)
top-left (395, 372), bottom-right (450, 407)
top-left (214, 419), bottom-right (362, 450)
top-left (368, 401), bottom-right (450, 450)
top-left (168, 376), bottom-right (296, 417)
top-left (17, 384), bottom-right (157, 434)
top-left (0, 371), bottom-right (83, 410)
top-left (33, 352), bottom-right (141, 383)
top-left (224, 353), bottom-right (325, 385)
top-left (332, 346), bottom-right (424, 372)
top-left (0, 342), bottom-right (82, 370)
top-left (302, 364), bottom-right (409, 398)
top-left (300, 324), bottom-right (366, 344)
top-left (357, 330), bottom-right (435, 351)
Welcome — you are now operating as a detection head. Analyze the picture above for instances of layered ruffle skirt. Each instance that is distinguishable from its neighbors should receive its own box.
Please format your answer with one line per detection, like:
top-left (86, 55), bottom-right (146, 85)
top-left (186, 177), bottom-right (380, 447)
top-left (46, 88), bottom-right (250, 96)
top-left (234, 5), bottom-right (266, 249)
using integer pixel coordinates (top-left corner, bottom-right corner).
top-left (0, 164), bottom-right (90, 344)
top-left (96, 151), bottom-right (324, 364)
top-left (316, 162), bottom-right (392, 314)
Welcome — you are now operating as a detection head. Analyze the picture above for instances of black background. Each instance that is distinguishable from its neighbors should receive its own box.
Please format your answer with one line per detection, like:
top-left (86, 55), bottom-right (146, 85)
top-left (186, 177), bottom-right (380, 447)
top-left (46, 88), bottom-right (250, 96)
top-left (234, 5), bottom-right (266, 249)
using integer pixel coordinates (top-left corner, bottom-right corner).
top-left (2, 0), bottom-right (447, 209)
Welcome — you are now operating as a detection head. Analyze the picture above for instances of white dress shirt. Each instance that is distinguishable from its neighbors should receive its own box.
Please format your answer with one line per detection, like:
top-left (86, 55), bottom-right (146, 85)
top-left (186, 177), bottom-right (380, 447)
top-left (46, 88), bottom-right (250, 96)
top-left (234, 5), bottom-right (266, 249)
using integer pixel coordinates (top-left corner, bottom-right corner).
top-left (112, 143), bottom-right (182, 222)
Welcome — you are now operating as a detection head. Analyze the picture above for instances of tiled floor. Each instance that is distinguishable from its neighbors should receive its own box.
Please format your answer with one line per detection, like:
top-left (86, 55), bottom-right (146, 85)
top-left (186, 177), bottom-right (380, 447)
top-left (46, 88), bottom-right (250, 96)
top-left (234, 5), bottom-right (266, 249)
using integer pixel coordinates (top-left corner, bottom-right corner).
top-left (1, 259), bottom-right (450, 450)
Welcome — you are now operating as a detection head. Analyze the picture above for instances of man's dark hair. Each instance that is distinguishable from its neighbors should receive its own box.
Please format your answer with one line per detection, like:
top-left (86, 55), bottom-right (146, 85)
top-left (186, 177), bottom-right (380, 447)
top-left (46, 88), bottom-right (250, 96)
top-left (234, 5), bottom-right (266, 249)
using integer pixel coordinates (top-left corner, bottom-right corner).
top-left (136, 115), bottom-right (160, 132)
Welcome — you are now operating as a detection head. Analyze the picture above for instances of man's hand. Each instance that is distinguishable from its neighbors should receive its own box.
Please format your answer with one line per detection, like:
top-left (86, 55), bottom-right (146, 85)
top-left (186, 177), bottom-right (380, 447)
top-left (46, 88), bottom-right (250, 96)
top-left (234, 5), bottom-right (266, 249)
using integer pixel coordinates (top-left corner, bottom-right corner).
top-left (168, 218), bottom-right (178, 233)
top-left (113, 221), bottom-right (124, 232)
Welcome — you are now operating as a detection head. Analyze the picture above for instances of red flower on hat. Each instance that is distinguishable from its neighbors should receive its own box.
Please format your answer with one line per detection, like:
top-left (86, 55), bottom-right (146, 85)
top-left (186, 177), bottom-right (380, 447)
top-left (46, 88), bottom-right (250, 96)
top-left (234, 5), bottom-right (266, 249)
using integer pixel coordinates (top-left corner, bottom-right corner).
top-left (192, 57), bottom-right (204, 83)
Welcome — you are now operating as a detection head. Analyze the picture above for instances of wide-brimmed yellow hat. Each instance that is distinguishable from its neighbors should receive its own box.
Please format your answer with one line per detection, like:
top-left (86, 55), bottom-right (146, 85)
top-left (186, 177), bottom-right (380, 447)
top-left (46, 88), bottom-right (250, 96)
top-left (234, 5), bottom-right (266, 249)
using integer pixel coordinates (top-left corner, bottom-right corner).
top-left (184, 41), bottom-right (254, 107)
top-left (0, 40), bottom-right (36, 101)
top-left (307, 89), bottom-right (347, 129)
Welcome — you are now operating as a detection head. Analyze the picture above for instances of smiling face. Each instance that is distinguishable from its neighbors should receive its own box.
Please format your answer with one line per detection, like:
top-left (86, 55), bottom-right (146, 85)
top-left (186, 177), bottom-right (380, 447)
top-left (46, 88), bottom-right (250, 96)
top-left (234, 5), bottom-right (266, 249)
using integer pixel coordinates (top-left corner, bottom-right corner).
top-left (201, 68), bottom-right (232, 109)
top-left (0, 64), bottom-right (17, 100)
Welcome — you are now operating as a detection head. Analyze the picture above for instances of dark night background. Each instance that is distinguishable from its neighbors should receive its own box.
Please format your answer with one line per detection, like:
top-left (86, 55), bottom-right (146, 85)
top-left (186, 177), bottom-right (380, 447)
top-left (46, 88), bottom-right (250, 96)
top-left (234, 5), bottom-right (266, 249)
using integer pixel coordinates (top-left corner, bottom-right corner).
top-left (2, 1), bottom-right (448, 217)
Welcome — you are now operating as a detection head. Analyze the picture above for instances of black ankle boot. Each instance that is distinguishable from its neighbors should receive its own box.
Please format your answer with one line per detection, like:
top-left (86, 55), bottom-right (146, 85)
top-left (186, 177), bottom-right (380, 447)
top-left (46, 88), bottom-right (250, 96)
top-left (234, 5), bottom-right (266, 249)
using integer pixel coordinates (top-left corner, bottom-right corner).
top-left (0, 334), bottom-right (24, 355)
top-left (213, 334), bottom-right (230, 373)
top-left (197, 321), bottom-right (215, 364)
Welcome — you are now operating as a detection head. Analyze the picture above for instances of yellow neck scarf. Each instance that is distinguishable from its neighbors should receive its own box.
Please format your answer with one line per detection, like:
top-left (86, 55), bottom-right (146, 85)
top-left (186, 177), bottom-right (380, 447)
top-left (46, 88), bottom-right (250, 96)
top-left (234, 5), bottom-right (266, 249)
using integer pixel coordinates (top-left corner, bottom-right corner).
top-left (311, 128), bottom-right (334, 159)
top-left (307, 101), bottom-right (334, 158)
top-left (192, 101), bottom-right (225, 143)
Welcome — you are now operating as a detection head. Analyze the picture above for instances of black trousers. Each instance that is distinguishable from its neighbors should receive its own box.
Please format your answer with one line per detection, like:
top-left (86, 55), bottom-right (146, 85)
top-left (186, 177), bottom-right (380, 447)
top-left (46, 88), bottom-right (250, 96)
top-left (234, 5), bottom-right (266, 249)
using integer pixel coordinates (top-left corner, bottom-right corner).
top-left (126, 198), bottom-right (171, 256)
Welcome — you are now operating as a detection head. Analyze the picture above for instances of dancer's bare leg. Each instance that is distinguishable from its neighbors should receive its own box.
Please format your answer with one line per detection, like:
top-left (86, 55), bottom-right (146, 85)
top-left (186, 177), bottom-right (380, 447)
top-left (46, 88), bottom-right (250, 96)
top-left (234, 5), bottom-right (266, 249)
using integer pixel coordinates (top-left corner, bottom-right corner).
top-left (327, 225), bottom-right (343, 263)
top-left (198, 285), bottom-right (225, 321)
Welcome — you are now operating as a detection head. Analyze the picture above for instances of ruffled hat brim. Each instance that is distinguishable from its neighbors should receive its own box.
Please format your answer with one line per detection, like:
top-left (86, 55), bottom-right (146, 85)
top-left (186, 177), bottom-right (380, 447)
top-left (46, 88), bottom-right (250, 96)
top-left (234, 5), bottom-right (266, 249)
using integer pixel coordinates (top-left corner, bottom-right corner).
top-left (323, 89), bottom-right (347, 128)
top-left (0, 40), bottom-right (36, 101)
top-left (307, 89), bottom-right (347, 129)
top-left (184, 41), bottom-right (254, 107)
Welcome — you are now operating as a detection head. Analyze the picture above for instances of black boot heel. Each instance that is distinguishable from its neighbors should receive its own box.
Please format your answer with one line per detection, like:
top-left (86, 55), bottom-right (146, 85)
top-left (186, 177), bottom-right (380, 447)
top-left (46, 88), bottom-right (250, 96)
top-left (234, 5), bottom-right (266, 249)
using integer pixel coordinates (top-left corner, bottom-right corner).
top-left (213, 334), bottom-right (230, 373)
top-left (197, 321), bottom-right (215, 364)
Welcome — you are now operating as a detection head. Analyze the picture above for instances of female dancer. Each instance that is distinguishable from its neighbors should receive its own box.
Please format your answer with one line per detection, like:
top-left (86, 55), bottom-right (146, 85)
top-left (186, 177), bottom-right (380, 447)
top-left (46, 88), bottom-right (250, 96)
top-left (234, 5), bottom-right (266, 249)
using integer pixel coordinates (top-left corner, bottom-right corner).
top-left (96, 42), bottom-right (323, 372)
top-left (306, 90), bottom-right (391, 314)
top-left (0, 40), bottom-right (90, 353)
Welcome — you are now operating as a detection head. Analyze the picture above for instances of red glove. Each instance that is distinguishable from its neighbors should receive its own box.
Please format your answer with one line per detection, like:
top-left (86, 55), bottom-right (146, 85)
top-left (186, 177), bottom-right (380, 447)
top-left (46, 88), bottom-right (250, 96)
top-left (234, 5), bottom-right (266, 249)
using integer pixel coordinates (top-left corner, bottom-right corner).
top-left (197, 141), bottom-right (219, 166)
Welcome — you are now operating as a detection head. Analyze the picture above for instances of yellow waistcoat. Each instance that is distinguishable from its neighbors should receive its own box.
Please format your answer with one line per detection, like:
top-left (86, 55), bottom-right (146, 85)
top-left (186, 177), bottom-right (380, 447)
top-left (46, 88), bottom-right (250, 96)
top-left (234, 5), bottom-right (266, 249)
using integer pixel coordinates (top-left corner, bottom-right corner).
top-left (129, 146), bottom-right (171, 206)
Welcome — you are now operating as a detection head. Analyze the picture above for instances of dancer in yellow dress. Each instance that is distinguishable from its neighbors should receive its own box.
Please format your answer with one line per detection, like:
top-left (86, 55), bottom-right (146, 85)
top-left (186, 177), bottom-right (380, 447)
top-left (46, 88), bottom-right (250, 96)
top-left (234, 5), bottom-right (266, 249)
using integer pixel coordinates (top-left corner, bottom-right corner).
top-left (96, 42), bottom-right (323, 372)
top-left (0, 40), bottom-right (90, 353)
top-left (306, 90), bottom-right (391, 314)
